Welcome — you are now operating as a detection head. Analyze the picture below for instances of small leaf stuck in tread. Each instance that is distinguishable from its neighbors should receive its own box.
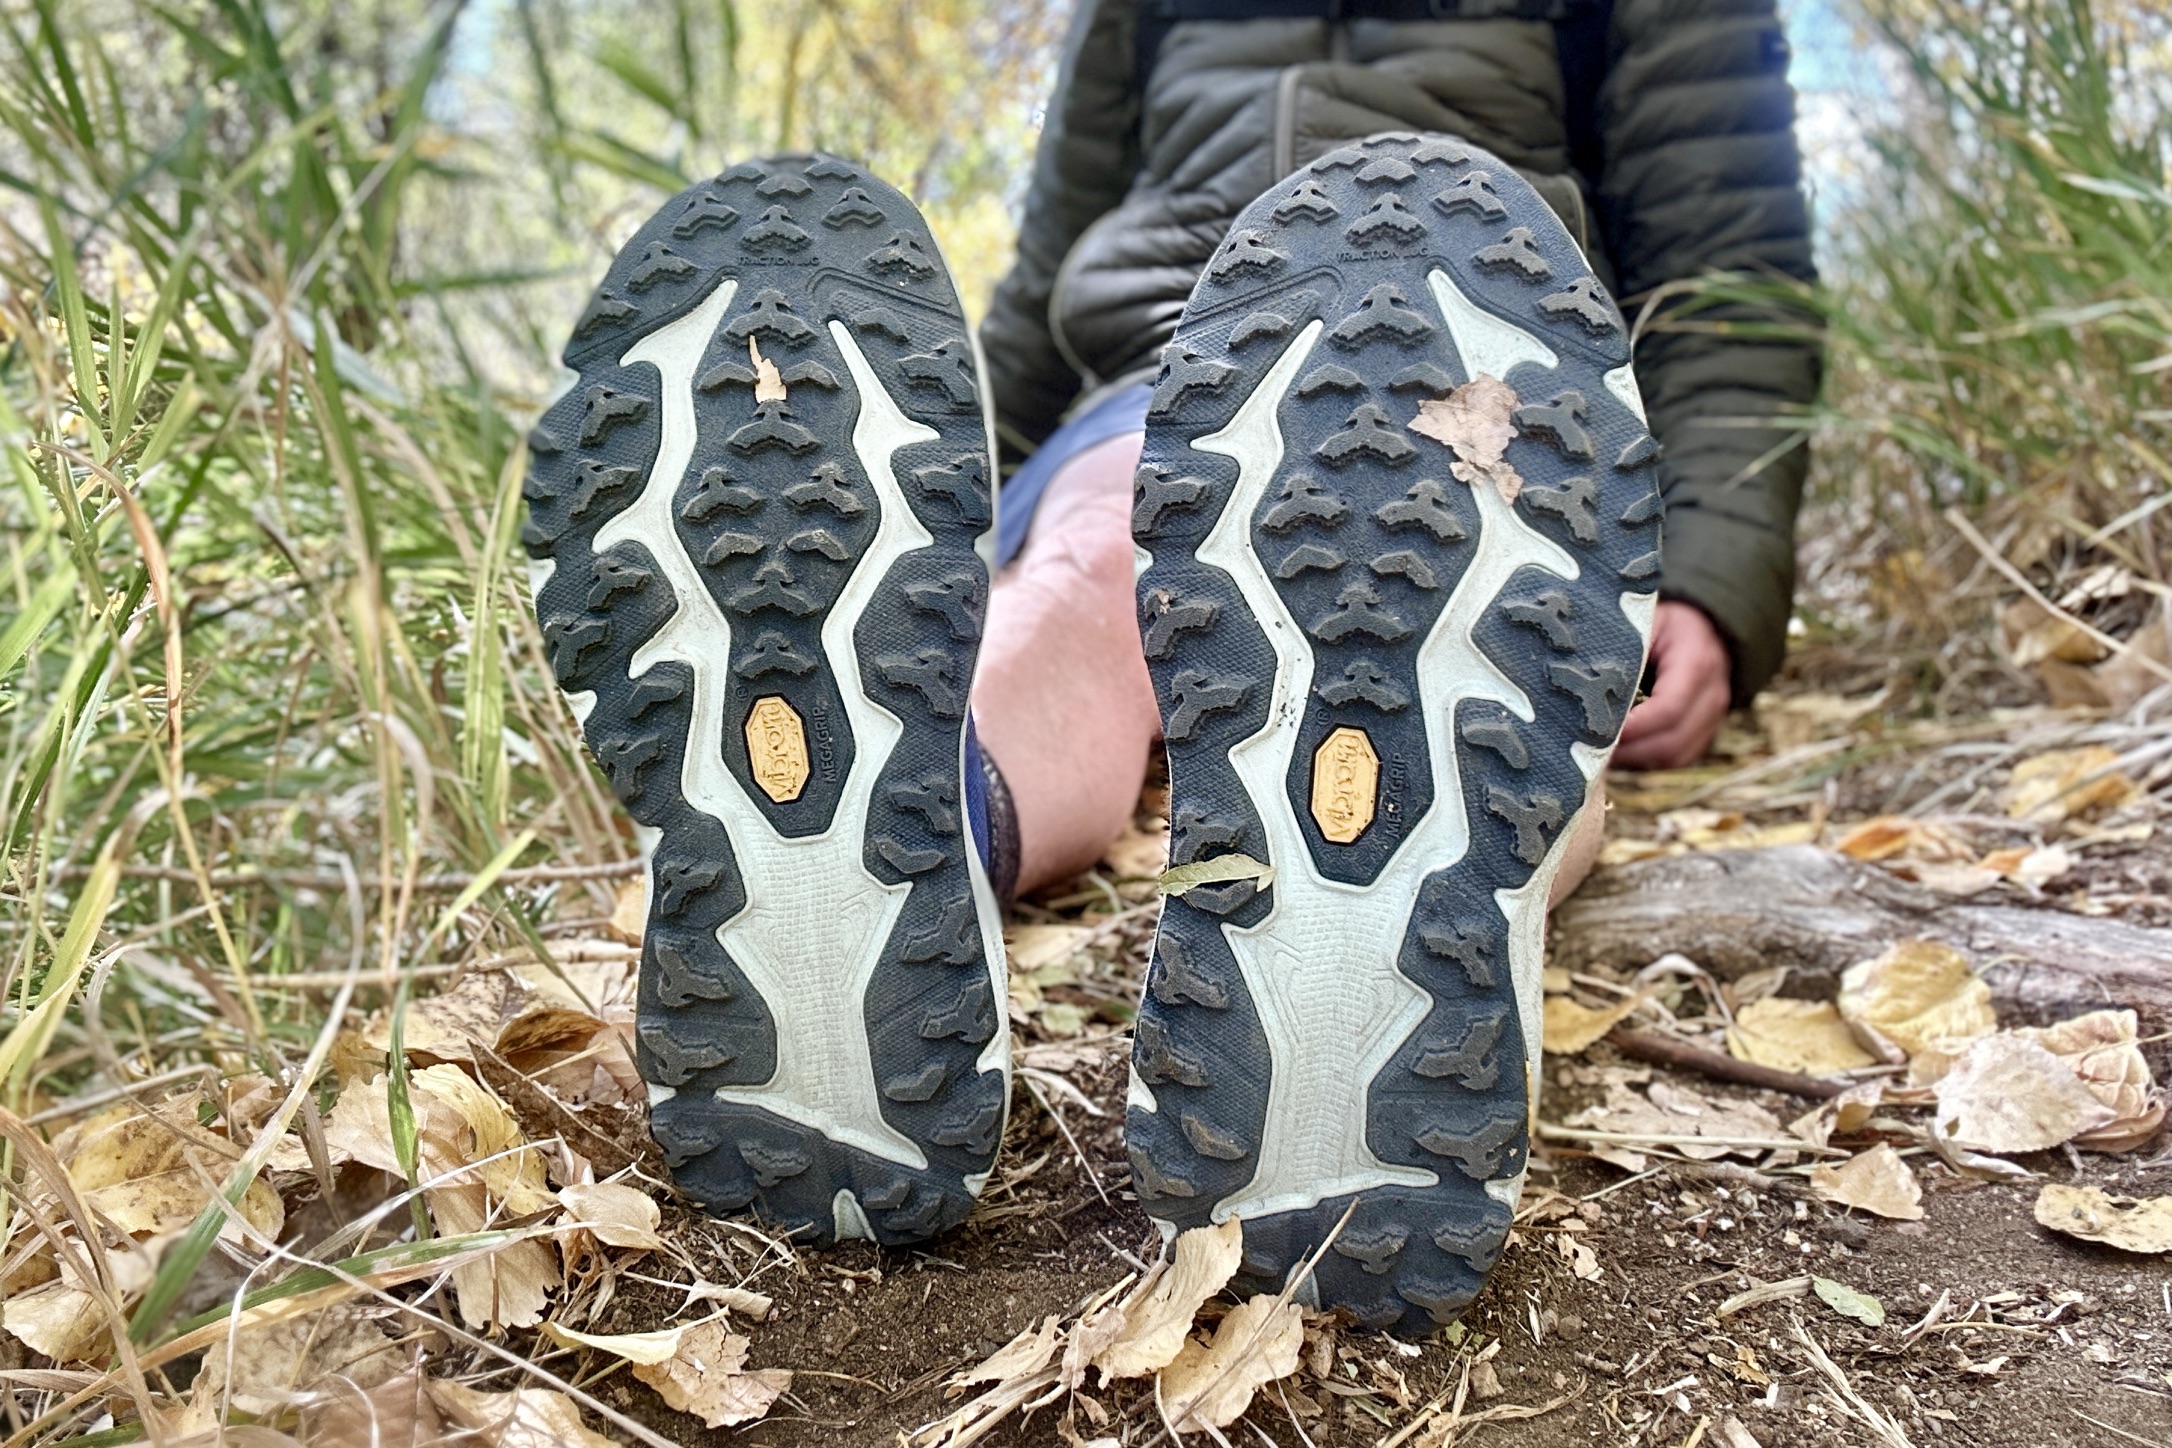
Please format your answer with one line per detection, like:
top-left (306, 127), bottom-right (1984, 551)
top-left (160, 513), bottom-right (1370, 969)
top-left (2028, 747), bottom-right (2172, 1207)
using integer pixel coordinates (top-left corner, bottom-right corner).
top-left (1409, 374), bottom-right (1526, 502)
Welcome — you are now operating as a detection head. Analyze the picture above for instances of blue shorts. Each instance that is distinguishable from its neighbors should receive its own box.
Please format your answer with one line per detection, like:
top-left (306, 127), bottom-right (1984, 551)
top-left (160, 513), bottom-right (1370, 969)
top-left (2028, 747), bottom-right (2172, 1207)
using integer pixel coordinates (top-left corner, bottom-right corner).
top-left (993, 383), bottom-right (1152, 568)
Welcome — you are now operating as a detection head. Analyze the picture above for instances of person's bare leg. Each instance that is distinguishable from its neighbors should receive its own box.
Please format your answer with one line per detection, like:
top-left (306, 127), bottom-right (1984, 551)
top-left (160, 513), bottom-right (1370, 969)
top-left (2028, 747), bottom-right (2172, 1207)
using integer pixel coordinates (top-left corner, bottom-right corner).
top-left (1548, 781), bottom-right (1608, 909)
top-left (974, 432), bottom-right (1160, 894)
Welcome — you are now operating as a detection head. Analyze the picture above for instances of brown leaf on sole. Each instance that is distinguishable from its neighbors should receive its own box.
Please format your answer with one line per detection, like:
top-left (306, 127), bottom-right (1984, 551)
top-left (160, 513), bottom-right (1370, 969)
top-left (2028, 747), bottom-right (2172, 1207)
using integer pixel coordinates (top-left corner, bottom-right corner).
top-left (1410, 374), bottom-right (1525, 502)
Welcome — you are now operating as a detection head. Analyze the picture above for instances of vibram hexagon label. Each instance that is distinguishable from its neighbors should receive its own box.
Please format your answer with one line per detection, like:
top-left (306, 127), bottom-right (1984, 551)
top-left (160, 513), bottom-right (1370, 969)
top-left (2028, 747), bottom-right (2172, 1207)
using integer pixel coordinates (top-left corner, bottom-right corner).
top-left (745, 695), bottom-right (811, 802)
top-left (1310, 725), bottom-right (1380, 844)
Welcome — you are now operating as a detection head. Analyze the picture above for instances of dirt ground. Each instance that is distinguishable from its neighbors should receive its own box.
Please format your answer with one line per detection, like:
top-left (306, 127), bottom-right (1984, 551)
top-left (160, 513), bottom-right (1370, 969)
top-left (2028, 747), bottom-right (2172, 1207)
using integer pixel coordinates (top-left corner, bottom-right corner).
top-left (208, 699), bottom-right (2172, 1448)
top-left (571, 1027), bottom-right (2172, 1448)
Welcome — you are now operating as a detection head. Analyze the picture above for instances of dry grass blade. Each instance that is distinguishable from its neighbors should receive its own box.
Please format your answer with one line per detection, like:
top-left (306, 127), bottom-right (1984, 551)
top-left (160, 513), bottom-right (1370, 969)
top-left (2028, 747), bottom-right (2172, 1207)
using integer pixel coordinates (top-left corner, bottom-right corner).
top-left (1538, 1124), bottom-right (1844, 1156)
top-left (1946, 508), bottom-right (2172, 686)
top-left (1017, 1069), bottom-right (1110, 1208)
top-left (1376, 1364), bottom-right (1465, 1448)
top-left (1789, 1317), bottom-right (1916, 1448)
top-left (1719, 1278), bottom-right (1813, 1318)
top-left (2070, 1409), bottom-right (2165, 1446)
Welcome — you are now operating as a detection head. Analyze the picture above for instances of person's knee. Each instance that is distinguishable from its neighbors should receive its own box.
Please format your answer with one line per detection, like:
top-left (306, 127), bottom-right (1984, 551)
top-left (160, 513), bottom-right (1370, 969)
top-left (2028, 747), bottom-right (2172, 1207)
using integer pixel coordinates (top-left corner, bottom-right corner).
top-left (1016, 431), bottom-right (1142, 556)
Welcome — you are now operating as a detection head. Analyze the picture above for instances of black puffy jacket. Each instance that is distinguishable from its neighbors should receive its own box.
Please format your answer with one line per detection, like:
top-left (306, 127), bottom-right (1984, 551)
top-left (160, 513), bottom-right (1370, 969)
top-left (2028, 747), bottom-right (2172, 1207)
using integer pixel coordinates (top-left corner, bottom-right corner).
top-left (980, 0), bottom-right (1821, 701)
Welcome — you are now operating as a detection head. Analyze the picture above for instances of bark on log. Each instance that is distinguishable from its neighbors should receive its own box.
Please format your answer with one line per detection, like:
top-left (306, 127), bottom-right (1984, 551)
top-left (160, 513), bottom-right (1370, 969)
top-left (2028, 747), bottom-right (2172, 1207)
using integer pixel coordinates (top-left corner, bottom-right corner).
top-left (1550, 845), bottom-right (2172, 1045)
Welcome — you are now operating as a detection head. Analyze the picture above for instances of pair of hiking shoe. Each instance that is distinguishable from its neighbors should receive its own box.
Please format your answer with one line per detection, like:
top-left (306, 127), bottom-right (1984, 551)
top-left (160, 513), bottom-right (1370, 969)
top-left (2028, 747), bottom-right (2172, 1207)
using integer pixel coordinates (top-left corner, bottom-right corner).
top-left (522, 135), bottom-right (1660, 1335)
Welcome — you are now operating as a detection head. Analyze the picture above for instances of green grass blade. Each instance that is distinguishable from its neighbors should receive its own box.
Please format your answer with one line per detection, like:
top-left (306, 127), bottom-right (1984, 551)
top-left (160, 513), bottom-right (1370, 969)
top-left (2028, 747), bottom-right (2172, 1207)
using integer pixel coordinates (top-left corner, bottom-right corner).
top-left (40, 194), bottom-right (107, 459)
top-left (0, 556), bottom-right (75, 684)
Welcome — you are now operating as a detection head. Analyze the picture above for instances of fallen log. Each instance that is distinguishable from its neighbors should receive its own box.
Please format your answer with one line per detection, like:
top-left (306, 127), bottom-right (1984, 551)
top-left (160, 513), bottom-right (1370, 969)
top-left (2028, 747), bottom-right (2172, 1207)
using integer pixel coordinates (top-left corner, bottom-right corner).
top-left (1551, 845), bottom-right (2172, 1049)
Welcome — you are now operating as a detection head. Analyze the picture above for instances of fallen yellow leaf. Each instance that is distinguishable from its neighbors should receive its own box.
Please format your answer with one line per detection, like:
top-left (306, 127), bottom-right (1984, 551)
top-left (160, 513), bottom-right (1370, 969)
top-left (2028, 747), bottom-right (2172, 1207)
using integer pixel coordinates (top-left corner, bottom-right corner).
top-left (1596, 837), bottom-right (1669, 867)
top-left (1542, 994), bottom-right (1639, 1055)
top-left (608, 875), bottom-right (646, 942)
top-left (1093, 1218), bottom-right (1243, 1380)
top-left (2034, 1184), bottom-right (2172, 1254)
top-left (326, 1071), bottom-right (561, 1330)
top-left (1101, 825), bottom-right (1170, 879)
top-left (1004, 924), bottom-right (1093, 975)
top-left (2001, 746), bottom-right (2140, 823)
top-left (2017, 1010), bottom-right (2165, 1152)
top-left (1975, 843), bottom-right (2070, 888)
top-left (1934, 1034), bottom-right (2115, 1154)
top-left (557, 1181), bottom-right (664, 1252)
top-left (630, 1317), bottom-right (791, 1429)
top-left (427, 1378), bottom-right (620, 1448)
top-left (1837, 939), bottom-right (1995, 1060)
top-left (1788, 1081), bottom-right (1884, 1150)
top-left (1158, 1293), bottom-right (1304, 1431)
top-left (1726, 998), bottom-right (1878, 1076)
top-left (185, 1305), bottom-right (402, 1428)
top-left (65, 1095), bottom-right (284, 1244)
top-left (540, 1319), bottom-right (685, 1365)
top-left (1810, 1144), bottom-right (1923, 1221)
top-left (1833, 816), bottom-right (1971, 864)
top-left (950, 1314), bottom-right (1062, 1391)
top-left (1, 1277), bottom-right (112, 1364)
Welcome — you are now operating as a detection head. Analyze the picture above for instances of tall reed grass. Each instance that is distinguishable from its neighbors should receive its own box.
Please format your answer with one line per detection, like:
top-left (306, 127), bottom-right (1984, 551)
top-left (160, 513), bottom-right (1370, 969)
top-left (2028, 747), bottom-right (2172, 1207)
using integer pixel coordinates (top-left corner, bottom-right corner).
top-left (0, 0), bottom-right (1057, 1349)
top-left (1788, 0), bottom-right (2171, 701)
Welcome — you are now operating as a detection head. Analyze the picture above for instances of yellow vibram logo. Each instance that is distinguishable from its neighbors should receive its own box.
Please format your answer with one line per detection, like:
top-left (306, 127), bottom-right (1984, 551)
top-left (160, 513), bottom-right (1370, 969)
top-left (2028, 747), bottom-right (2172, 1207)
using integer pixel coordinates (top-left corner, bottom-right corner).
top-left (1310, 726), bottom-right (1379, 843)
top-left (745, 695), bottom-right (810, 802)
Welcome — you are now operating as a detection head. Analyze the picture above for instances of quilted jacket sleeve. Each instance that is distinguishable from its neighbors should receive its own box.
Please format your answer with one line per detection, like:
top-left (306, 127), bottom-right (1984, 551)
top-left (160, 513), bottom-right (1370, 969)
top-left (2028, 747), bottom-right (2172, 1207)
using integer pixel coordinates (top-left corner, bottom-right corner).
top-left (979, 0), bottom-right (1143, 467)
top-left (1594, 0), bottom-right (1822, 702)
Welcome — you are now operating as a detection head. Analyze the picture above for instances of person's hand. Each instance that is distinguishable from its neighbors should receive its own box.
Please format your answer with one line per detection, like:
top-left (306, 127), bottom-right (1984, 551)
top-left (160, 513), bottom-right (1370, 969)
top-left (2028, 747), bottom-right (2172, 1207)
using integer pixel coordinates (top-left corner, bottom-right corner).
top-left (1613, 601), bottom-right (1732, 770)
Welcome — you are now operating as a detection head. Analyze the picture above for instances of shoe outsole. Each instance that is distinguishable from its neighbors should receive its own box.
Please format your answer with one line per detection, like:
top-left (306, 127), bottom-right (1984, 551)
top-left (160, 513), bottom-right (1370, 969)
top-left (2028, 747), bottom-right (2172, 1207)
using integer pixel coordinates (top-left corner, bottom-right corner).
top-left (523, 153), bottom-right (1007, 1247)
top-left (1128, 133), bottom-right (1661, 1334)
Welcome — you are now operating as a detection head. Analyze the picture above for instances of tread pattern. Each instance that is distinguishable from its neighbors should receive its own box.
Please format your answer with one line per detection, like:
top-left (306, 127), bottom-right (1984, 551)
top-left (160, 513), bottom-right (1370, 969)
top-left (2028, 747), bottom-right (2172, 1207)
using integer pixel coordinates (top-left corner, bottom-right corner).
top-left (528, 153), bottom-right (1003, 1247)
top-left (1129, 133), bottom-right (1660, 1334)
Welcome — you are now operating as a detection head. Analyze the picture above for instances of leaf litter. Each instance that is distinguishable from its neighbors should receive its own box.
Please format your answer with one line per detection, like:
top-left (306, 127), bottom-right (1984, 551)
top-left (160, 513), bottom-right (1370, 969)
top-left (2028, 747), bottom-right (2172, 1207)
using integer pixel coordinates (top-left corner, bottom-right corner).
top-left (0, 928), bottom-right (791, 1447)
top-left (9, 665), bottom-right (2172, 1447)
